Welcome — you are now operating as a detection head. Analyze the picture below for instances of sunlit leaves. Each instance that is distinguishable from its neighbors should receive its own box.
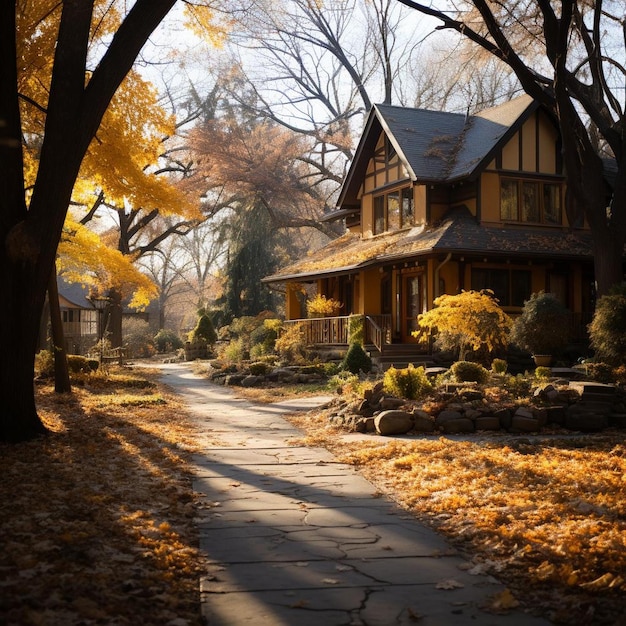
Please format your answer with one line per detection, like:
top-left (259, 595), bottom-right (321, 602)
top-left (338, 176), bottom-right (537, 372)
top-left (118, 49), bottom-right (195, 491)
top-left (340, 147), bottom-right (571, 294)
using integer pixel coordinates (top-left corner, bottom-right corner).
top-left (58, 218), bottom-right (158, 310)
top-left (414, 290), bottom-right (512, 361)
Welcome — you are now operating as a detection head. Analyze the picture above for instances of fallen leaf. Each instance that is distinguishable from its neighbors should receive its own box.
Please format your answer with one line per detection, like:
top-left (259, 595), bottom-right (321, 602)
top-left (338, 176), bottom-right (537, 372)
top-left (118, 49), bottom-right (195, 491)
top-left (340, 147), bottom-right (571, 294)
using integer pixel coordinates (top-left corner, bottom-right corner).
top-left (435, 579), bottom-right (464, 590)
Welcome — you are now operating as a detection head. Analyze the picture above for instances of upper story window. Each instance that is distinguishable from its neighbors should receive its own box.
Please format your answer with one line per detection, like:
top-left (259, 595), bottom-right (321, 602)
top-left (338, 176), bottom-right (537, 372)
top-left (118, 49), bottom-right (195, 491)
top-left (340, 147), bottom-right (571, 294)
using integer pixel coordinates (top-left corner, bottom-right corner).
top-left (500, 178), bottom-right (562, 225)
top-left (374, 187), bottom-right (414, 234)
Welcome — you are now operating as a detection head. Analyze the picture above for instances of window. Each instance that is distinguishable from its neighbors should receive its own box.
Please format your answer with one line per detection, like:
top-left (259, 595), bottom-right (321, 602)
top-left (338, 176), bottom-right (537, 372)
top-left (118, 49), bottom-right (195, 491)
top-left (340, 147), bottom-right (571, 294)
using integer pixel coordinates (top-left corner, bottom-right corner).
top-left (373, 186), bottom-right (414, 234)
top-left (500, 178), bottom-right (562, 225)
top-left (471, 268), bottom-right (531, 307)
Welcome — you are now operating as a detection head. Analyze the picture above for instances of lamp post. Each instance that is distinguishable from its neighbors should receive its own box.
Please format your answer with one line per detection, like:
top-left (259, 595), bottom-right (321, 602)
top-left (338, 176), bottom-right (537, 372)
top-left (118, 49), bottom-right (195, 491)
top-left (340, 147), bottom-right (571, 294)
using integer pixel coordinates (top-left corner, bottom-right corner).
top-left (88, 295), bottom-right (110, 365)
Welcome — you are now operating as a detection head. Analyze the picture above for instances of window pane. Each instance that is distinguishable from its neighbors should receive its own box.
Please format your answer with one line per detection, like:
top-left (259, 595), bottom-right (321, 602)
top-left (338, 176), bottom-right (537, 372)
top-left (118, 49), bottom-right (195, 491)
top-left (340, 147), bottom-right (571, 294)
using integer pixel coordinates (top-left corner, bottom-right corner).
top-left (500, 180), bottom-right (518, 220)
top-left (401, 187), bottom-right (414, 227)
top-left (387, 191), bottom-right (400, 230)
top-left (521, 182), bottom-right (540, 222)
top-left (471, 269), bottom-right (509, 306)
top-left (543, 184), bottom-right (561, 224)
top-left (511, 270), bottom-right (532, 307)
top-left (374, 196), bottom-right (385, 234)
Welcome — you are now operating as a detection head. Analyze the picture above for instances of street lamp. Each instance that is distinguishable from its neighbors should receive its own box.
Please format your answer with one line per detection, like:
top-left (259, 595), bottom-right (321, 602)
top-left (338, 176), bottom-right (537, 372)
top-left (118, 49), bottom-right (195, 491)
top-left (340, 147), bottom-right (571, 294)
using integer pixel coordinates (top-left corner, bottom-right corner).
top-left (88, 295), bottom-right (110, 365)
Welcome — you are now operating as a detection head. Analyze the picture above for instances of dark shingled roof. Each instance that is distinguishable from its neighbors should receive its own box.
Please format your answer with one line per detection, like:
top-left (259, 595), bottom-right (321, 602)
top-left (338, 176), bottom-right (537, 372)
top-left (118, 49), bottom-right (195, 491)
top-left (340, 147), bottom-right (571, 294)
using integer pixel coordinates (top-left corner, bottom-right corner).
top-left (375, 95), bottom-right (536, 183)
top-left (264, 208), bottom-right (593, 283)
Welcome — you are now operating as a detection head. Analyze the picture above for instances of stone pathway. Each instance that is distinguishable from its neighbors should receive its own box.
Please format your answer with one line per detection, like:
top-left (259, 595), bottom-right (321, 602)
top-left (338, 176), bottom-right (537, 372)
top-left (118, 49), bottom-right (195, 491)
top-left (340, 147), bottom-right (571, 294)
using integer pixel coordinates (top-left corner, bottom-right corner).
top-left (159, 363), bottom-right (549, 626)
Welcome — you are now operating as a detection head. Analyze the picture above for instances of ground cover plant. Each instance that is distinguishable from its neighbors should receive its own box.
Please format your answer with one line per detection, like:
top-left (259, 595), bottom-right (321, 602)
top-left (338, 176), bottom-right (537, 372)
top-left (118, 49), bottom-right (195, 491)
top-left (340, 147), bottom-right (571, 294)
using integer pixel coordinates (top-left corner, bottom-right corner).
top-left (285, 374), bottom-right (626, 625)
top-left (0, 367), bottom-right (208, 626)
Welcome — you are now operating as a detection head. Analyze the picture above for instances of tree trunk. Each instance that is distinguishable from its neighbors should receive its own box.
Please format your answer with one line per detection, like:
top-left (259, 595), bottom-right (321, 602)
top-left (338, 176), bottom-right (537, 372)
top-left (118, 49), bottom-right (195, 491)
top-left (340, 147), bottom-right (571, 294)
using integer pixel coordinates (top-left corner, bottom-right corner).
top-left (108, 288), bottom-right (124, 348)
top-left (0, 263), bottom-right (49, 441)
top-left (48, 266), bottom-right (72, 394)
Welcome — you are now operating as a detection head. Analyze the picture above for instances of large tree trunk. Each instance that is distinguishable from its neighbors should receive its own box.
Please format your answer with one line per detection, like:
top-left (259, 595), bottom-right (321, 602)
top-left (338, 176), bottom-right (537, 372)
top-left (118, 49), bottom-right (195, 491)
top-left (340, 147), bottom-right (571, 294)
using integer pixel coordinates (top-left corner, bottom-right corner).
top-left (0, 0), bottom-right (178, 442)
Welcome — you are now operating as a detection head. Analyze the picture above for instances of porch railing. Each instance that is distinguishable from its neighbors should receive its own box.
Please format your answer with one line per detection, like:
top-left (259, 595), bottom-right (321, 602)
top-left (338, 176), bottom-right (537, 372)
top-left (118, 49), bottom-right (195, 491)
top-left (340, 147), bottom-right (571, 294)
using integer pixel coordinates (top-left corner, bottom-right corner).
top-left (284, 315), bottom-right (393, 350)
top-left (365, 315), bottom-right (392, 352)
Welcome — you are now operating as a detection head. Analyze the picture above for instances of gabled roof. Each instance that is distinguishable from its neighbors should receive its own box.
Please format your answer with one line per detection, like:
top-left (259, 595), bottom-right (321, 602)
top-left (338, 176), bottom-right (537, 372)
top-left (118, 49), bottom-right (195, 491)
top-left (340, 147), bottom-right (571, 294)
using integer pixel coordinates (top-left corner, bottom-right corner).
top-left (263, 208), bottom-right (593, 283)
top-left (57, 278), bottom-right (93, 309)
top-left (338, 94), bottom-right (538, 208)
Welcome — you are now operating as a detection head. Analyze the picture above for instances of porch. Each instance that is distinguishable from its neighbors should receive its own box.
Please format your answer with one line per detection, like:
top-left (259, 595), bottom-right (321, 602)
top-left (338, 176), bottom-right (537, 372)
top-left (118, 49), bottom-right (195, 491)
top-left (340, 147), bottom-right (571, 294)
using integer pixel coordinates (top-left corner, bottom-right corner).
top-left (283, 315), bottom-right (434, 369)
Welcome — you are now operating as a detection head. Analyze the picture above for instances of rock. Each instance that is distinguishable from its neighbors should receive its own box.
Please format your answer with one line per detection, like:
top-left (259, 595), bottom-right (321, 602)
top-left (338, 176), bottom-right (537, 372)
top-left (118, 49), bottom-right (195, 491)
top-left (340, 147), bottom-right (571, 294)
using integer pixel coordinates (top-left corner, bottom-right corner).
top-left (514, 406), bottom-right (535, 419)
top-left (440, 418), bottom-right (475, 434)
top-left (380, 396), bottom-right (405, 410)
top-left (543, 405), bottom-right (567, 425)
top-left (565, 404), bottom-right (609, 431)
top-left (241, 375), bottom-right (264, 387)
top-left (412, 414), bottom-right (436, 432)
top-left (374, 410), bottom-right (414, 436)
top-left (532, 407), bottom-right (548, 427)
top-left (435, 410), bottom-right (463, 427)
top-left (475, 416), bottom-right (501, 431)
top-left (494, 408), bottom-right (512, 430)
top-left (510, 415), bottom-right (540, 432)
top-left (464, 408), bottom-right (482, 420)
top-left (356, 399), bottom-right (375, 417)
top-left (224, 374), bottom-right (246, 386)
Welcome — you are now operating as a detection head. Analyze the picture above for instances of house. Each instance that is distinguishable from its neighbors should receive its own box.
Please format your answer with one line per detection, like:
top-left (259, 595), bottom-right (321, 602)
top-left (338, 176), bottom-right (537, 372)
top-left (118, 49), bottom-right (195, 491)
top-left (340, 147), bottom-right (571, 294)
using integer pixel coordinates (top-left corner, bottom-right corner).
top-left (39, 279), bottom-right (100, 355)
top-left (264, 95), bottom-right (599, 362)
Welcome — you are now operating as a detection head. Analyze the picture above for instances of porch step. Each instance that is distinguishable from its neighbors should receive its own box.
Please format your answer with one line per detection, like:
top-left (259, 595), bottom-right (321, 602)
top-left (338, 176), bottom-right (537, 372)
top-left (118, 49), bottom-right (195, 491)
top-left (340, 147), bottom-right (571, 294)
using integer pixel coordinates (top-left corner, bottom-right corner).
top-left (368, 344), bottom-right (435, 372)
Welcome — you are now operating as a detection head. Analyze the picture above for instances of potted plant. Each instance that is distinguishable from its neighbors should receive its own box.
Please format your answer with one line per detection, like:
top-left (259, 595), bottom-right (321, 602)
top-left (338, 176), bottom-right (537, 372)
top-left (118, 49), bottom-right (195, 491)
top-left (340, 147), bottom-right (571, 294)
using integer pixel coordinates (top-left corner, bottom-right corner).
top-left (510, 291), bottom-right (571, 366)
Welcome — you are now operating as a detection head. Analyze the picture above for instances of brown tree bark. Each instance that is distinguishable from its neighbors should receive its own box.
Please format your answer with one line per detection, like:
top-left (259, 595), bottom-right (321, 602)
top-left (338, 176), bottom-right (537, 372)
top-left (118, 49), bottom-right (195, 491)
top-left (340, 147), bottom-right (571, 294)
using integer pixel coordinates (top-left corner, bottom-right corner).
top-left (48, 266), bottom-right (72, 394)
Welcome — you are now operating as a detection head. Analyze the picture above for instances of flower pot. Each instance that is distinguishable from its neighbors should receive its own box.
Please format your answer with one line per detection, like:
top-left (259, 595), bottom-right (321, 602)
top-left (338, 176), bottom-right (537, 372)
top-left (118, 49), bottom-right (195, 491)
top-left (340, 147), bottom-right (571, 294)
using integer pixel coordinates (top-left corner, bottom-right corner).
top-left (533, 354), bottom-right (552, 367)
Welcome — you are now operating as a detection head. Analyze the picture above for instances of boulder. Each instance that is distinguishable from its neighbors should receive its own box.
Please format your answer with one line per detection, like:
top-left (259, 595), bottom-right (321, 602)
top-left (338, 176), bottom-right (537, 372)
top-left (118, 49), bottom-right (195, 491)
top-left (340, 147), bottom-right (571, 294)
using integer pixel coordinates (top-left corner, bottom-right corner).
top-left (510, 415), bottom-right (540, 432)
top-left (440, 418), bottom-right (475, 434)
top-left (374, 410), bottom-right (414, 436)
top-left (435, 410), bottom-right (463, 427)
top-left (475, 416), bottom-right (501, 431)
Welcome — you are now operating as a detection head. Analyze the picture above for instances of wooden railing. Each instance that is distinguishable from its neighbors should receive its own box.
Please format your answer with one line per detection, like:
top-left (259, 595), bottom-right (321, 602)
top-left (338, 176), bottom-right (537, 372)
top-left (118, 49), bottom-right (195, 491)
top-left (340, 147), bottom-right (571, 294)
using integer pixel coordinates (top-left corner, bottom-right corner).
top-left (365, 315), bottom-right (392, 352)
top-left (284, 314), bottom-right (393, 349)
top-left (284, 316), bottom-right (350, 345)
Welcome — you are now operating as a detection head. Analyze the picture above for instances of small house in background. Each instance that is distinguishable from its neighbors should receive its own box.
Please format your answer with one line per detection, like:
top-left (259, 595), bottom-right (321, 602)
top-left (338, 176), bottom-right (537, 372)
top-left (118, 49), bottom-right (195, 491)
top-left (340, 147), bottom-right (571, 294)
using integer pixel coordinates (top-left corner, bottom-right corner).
top-left (264, 95), bottom-right (606, 364)
top-left (39, 279), bottom-right (99, 355)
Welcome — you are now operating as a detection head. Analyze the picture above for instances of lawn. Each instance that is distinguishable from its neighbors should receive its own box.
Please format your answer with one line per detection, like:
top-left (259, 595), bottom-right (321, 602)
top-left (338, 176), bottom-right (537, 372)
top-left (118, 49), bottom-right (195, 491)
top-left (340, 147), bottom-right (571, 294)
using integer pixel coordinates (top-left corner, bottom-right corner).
top-left (0, 368), bottom-right (206, 626)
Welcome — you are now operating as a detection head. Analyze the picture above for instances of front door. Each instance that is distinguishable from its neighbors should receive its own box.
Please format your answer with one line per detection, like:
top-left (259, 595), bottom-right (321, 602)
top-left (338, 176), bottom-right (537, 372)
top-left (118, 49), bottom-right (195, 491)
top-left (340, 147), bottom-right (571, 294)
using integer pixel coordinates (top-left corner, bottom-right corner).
top-left (402, 272), bottom-right (424, 342)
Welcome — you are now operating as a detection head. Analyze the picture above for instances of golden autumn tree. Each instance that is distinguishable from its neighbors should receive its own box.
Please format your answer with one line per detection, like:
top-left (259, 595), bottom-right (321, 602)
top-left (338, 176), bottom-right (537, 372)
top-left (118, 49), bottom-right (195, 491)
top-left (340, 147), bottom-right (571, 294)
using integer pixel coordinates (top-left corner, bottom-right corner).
top-left (0, 1), bottom-right (221, 442)
top-left (413, 290), bottom-right (512, 364)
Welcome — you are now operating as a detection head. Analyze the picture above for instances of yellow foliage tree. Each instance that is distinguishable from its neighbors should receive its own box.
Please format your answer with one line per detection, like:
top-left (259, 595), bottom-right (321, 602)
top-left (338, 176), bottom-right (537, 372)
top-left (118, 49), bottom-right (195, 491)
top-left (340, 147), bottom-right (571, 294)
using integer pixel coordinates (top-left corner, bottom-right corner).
top-left (58, 218), bottom-right (158, 310)
top-left (413, 290), bottom-right (512, 364)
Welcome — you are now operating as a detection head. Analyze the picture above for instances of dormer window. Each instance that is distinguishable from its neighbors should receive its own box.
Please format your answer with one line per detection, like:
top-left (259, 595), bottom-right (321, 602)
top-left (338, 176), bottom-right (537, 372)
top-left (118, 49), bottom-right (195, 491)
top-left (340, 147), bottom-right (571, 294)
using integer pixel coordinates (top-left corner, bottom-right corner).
top-left (500, 178), bottom-right (562, 225)
top-left (373, 186), bottom-right (414, 234)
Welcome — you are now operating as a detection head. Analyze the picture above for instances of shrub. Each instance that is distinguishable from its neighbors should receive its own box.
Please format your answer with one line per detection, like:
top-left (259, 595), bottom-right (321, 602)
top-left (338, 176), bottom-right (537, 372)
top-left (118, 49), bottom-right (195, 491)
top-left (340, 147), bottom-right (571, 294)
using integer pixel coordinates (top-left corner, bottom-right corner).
top-left (250, 319), bottom-right (281, 355)
top-left (450, 360), bottom-right (490, 384)
top-left (189, 309), bottom-right (217, 345)
top-left (534, 366), bottom-right (552, 380)
top-left (123, 318), bottom-right (156, 358)
top-left (35, 350), bottom-right (55, 377)
top-left (67, 355), bottom-right (96, 373)
top-left (306, 294), bottom-right (342, 318)
top-left (329, 371), bottom-right (362, 394)
top-left (491, 358), bottom-right (508, 374)
top-left (414, 290), bottom-right (511, 364)
top-left (583, 362), bottom-right (615, 384)
top-left (341, 342), bottom-right (372, 374)
top-left (248, 361), bottom-right (271, 376)
top-left (154, 329), bottom-right (183, 353)
top-left (510, 291), bottom-right (570, 356)
top-left (383, 364), bottom-right (432, 400)
top-left (588, 284), bottom-right (626, 366)
top-left (222, 338), bottom-right (247, 363)
top-left (275, 322), bottom-right (307, 363)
